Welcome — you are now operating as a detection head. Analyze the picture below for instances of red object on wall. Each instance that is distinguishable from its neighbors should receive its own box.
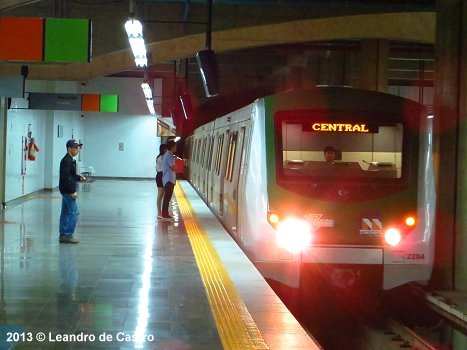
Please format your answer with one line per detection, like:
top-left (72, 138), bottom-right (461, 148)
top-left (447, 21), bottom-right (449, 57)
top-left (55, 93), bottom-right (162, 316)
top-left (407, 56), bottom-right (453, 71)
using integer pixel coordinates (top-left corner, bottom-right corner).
top-left (175, 159), bottom-right (184, 174)
top-left (28, 140), bottom-right (39, 161)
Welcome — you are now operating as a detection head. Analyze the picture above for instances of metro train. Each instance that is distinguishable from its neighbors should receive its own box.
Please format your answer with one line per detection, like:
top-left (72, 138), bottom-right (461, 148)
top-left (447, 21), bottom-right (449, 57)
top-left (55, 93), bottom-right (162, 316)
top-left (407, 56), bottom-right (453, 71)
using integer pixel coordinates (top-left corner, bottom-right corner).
top-left (183, 87), bottom-right (435, 290)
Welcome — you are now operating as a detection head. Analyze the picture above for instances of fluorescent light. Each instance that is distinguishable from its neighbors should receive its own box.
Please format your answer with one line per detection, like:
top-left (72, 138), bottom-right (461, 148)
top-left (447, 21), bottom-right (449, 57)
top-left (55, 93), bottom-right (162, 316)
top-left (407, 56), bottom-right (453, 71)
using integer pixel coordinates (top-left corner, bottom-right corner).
top-left (174, 137), bottom-right (181, 142)
top-left (141, 82), bottom-right (155, 115)
top-left (125, 19), bottom-right (147, 67)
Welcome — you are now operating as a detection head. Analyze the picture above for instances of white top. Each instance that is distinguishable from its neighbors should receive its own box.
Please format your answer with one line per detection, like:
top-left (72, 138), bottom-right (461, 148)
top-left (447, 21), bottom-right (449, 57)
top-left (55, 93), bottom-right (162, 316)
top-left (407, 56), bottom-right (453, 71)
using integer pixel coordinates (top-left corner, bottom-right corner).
top-left (156, 156), bottom-right (163, 172)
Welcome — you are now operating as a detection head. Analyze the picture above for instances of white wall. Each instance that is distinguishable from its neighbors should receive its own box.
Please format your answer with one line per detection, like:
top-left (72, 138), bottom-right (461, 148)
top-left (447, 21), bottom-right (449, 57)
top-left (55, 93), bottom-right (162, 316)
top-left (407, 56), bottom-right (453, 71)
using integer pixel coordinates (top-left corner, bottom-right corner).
top-left (5, 80), bottom-right (84, 201)
top-left (4, 76), bottom-right (161, 200)
top-left (5, 108), bottom-right (46, 201)
top-left (81, 77), bottom-right (161, 178)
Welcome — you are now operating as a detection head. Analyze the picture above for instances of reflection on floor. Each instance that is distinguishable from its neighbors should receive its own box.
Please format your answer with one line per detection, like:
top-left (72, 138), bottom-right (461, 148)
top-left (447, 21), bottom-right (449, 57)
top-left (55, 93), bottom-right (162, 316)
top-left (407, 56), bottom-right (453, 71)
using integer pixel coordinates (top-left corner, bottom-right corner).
top-left (0, 180), bottom-right (222, 349)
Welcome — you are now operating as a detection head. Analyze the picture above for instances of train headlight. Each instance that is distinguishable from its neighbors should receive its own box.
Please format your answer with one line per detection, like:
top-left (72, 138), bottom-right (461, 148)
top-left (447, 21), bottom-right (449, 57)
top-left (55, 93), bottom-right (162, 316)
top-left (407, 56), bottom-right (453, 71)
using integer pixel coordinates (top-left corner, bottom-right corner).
top-left (384, 228), bottom-right (402, 247)
top-left (405, 216), bottom-right (416, 227)
top-left (267, 211), bottom-right (281, 227)
top-left (276, 217), bottom-right (312, 253)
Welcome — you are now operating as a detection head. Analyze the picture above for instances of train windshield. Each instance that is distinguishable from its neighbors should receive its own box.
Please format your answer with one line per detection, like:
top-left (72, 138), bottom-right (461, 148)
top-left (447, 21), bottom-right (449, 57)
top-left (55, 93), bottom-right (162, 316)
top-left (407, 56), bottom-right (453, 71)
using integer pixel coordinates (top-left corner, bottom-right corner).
top-left (278, 118), bottom-right (404, 181)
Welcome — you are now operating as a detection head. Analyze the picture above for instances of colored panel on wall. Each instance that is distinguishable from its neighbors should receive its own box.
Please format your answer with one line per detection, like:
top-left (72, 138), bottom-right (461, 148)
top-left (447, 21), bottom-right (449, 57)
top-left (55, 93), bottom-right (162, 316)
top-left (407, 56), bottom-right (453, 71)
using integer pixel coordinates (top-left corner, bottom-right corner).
top-left (0, 17), bottom-right (44, 61)
top-left (81, 94), bottom-right (100, 111)
top-left (100, 94), bottom-right (118, 112)
top-left (44, 18), bottom-right (90, 62)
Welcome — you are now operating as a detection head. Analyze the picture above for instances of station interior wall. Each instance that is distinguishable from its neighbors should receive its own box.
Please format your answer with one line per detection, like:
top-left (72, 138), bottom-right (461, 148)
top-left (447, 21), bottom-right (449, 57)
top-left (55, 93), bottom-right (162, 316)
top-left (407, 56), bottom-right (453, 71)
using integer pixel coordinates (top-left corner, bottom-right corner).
top-left (5, 78), bottom-right (160, 201)
top-left (5, 81), bottom-right (84, 202)
top-left (81, 77), bottom-right (161, 179)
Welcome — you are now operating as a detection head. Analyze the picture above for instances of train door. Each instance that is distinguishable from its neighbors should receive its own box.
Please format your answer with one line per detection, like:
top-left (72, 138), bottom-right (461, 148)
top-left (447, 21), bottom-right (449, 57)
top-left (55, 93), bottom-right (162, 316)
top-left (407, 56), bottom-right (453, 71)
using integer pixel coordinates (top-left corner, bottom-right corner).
top-left (208, 133), bottom-right (220, 207)
top-left (205, 135), bottom-right (215, 203)
top-left (212, 128), bottom-right (229, 216)
top-left (199, 137), bottom-right (207, 195)
top-left (192, 138), bottom-right (199, 188)
top-left (202, 136), bottom-right (211, 196)
top-left (196, 137), bottom-right (203, 190)
top-left (236, 123), bottom-right (253, 241)
top-left (222, 124), bottom-right (244, 233)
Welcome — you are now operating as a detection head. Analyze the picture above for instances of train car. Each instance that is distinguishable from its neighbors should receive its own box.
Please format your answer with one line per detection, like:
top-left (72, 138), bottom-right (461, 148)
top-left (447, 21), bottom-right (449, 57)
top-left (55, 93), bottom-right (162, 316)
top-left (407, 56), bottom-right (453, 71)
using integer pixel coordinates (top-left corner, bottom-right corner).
top-left (184, 87), bottom-right (435, 290)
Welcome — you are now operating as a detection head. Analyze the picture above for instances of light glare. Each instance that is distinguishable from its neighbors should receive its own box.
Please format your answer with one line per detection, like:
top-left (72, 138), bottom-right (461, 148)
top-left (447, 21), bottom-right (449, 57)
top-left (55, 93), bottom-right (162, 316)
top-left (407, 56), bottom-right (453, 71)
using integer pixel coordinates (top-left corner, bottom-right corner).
top-left (384, 228), bottom-right (402, 247)
top-left (276, 217), bottom-right (312, 253)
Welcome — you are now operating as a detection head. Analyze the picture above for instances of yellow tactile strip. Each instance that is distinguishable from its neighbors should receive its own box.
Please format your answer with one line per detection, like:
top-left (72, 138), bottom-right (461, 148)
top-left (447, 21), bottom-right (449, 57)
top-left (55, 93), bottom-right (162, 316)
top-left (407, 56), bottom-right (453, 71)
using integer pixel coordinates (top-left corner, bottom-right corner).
top-left (174, 184), bottom-right (269, 350)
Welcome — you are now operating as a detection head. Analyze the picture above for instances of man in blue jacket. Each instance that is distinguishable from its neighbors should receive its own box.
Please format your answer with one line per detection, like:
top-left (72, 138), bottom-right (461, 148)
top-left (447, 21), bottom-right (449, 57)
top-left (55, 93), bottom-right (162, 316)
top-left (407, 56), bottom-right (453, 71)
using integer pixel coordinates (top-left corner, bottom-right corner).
top-left (59, 139), bottom-right (86, 244)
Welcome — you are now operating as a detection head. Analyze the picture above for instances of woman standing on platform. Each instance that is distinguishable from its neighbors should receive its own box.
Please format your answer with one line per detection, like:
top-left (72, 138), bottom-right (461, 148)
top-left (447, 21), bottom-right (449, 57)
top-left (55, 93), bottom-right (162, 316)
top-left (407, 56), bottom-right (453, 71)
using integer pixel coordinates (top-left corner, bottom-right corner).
top-left (156, 143), bottom-right (166, 219)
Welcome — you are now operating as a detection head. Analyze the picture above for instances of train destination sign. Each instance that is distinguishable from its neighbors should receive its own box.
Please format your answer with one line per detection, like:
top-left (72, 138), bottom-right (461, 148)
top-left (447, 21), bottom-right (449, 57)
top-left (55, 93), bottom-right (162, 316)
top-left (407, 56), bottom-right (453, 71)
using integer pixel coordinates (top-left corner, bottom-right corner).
top-left (311, 123), bottom-right (378, 133)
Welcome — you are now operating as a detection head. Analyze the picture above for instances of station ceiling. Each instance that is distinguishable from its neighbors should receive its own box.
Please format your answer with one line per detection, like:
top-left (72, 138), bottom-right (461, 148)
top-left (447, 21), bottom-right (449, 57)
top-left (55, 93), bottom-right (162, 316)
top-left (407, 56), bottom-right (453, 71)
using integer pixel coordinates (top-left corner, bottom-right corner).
top-left (1, 0), bottom-right (436, 129)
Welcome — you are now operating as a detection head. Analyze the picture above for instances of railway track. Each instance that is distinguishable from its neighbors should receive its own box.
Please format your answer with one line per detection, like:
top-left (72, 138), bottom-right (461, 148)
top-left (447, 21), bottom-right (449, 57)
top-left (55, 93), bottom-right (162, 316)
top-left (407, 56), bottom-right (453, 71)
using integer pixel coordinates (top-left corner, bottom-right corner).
top-left (273, 281), bottom-right (465, 349)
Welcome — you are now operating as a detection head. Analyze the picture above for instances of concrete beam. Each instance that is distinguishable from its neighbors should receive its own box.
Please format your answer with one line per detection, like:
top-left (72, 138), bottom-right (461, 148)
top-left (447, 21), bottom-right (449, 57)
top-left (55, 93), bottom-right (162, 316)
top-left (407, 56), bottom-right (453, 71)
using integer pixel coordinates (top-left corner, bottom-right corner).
top-left (0, 12), bottom-right (435, 81)
top-left (0, 0), bottom-right (40, 11)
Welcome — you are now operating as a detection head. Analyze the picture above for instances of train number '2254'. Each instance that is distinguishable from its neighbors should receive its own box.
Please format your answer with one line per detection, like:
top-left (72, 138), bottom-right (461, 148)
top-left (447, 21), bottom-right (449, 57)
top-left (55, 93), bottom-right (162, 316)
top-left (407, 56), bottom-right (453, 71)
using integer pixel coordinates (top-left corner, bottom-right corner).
top-left (407, 253), bottom-right (425, 260)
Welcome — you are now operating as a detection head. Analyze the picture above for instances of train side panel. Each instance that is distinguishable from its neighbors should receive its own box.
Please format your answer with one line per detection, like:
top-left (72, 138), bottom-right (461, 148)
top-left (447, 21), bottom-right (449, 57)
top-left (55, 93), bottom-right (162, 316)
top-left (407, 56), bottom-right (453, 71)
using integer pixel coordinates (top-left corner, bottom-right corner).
top-left (382, 115), bottom-right (436, 289)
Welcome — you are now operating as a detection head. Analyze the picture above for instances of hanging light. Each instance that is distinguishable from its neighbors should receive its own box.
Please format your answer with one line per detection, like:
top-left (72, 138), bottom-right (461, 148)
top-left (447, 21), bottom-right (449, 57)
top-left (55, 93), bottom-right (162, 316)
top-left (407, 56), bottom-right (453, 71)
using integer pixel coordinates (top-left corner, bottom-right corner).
top-left (125, 19), bottom-right (147, 67)
top-left (141, 82), bottom-right (155, 115)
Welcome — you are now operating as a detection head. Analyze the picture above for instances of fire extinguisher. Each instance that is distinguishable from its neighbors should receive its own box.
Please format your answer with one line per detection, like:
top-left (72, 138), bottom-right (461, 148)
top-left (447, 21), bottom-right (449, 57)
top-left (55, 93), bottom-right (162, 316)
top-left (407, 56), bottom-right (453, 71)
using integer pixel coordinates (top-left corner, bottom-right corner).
top-left (28, 138), bottom-right (39, 161)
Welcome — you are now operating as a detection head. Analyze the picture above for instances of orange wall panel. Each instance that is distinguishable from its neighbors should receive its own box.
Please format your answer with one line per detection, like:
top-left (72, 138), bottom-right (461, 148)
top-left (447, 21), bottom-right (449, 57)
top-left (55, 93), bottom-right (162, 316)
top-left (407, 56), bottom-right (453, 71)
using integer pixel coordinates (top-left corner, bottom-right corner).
top-left (81, 94), bottom-right (100, 111)
top-left (0, 17), bottom-right (44, 61)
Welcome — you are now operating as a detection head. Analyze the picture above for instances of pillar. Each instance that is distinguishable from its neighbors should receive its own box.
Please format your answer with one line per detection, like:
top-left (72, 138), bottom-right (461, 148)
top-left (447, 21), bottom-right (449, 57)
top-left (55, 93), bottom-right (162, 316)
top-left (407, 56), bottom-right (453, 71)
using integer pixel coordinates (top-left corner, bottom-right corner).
top-left (432, 0), bottom-right (467, 290)
top-left (0, 98), bottom-right (7, 208)
top-left (358, 40), bottom-right (388, 92)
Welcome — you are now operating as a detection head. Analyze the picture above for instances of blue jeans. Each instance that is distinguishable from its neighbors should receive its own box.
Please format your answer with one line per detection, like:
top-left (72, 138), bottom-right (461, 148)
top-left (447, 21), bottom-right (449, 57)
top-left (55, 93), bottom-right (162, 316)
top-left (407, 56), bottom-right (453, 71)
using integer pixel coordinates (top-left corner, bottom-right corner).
top-left (59, 194), bottom-right (79, 237)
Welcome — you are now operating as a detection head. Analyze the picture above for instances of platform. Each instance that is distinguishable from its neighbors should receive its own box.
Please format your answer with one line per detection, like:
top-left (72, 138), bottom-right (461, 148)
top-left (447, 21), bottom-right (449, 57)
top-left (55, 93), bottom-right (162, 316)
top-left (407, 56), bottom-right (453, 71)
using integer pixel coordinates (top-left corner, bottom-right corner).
top-left (0, 180), bottom-right (320, 349)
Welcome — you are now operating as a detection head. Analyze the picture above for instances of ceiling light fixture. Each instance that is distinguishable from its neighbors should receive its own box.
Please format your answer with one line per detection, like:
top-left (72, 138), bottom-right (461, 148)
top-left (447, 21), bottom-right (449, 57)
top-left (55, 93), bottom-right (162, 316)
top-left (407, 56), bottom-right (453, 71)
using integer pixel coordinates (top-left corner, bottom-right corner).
top-left (141, 82), bottom-right (155, 115)
top-left (125, 18), bottom-right (147, 67)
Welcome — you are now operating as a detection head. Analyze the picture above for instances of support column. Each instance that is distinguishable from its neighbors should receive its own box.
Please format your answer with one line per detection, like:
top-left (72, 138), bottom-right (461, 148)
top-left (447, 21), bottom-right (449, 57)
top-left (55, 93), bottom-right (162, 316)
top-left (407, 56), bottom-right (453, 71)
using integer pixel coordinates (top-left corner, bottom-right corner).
top-left (43, 111), bottom-right (55, 190)
top-left (358, 40), bottom-right (388, 92)
top-left (454, 0), bottom-right (467, 291)
top-left (317, 50), bottom-right (346, 87)
top-left (432, 0), bottom-right (466, 290)
top-left (0, 98), bottom-right (7, 208)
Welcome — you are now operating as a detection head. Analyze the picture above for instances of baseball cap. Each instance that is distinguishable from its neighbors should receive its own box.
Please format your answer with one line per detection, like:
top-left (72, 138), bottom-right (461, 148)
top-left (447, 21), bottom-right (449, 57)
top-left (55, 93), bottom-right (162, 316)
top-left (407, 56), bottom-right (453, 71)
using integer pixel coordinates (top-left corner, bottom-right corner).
top-left (66, 139), bottom-right (83, 148)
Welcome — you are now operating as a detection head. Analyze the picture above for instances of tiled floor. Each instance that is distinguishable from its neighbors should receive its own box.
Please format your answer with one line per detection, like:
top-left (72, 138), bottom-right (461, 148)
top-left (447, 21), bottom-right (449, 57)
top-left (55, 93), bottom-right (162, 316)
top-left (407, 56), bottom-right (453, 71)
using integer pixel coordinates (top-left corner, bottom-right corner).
top-left (0, 180), bottom-right (222, 350)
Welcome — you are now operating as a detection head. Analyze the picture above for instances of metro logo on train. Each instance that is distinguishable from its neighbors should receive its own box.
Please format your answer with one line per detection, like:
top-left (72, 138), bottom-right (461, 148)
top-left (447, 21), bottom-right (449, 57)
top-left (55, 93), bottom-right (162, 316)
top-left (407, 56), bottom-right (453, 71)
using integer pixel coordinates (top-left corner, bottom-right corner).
top-left (311, 123), bottom-right (374, 132)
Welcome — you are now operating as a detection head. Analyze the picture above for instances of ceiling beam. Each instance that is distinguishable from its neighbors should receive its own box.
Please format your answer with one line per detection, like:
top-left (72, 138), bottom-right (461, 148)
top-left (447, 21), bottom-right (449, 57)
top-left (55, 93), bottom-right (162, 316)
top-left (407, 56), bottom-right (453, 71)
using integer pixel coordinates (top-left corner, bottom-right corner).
top-left (0, 12), bottom-right (435, 80)
top-left (0, 0), bottom-right (40, 11)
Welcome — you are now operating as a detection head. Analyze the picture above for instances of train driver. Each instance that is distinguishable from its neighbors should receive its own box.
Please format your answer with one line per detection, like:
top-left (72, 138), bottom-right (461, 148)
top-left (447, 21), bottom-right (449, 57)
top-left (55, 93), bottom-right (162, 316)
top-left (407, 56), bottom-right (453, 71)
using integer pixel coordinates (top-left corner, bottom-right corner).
top-left (324, 146), bottom-right (338, 162)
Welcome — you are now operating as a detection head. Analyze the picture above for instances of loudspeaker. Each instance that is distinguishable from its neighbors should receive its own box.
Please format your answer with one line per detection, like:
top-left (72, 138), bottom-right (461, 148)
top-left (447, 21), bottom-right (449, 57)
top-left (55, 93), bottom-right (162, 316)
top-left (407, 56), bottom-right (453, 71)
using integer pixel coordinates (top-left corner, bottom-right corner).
top-left (21, 65), bottom-right (29, 79)
top-left (196, 49), bottom-right (220, 97)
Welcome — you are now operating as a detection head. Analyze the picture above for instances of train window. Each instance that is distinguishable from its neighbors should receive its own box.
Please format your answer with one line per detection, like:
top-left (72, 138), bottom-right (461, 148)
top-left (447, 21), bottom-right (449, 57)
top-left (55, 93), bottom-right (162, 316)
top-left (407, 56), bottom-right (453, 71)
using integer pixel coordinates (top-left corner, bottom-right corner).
top-left (215, 134), bottom-right (225, 175)
top-left (196, 139), bottom-right (201, 164)
top-left (200, 138), bottom-right (207, 168)
top-left (192, 139), bottom-right (197, 164)
top-left (225, 132), bottom-right (238, 181)
top-left (204, 137), bottom-right (211, 169)
top-left (279, 120), bottom-right (404, 180)
top-left (208, 136), bottom-right (215, 171)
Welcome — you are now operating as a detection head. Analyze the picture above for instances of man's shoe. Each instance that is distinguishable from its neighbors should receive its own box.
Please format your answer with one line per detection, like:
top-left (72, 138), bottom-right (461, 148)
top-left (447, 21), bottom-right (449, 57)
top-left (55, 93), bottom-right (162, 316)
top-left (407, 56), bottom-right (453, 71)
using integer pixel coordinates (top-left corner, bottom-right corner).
top-left (59, 235), bottom-right (79, 244)
top-left (157, 215), bottom-right (163, 220)
top-left (162, 215), bottom-right (174, 221)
